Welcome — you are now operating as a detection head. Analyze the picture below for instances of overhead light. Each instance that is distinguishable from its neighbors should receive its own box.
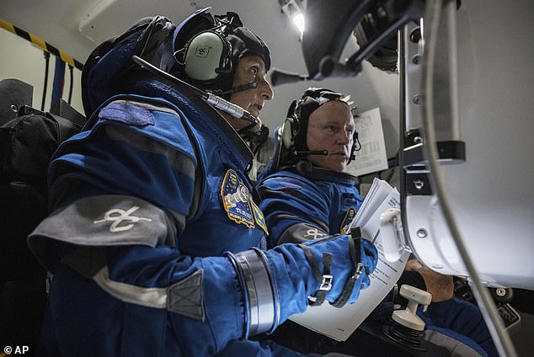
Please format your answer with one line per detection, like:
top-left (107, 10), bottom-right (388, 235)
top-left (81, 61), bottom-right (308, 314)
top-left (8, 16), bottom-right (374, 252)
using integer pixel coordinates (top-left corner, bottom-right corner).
top-left (292, 13), bottom-right (305, 35)
top-left (280, 0), bottom-right (305, 37)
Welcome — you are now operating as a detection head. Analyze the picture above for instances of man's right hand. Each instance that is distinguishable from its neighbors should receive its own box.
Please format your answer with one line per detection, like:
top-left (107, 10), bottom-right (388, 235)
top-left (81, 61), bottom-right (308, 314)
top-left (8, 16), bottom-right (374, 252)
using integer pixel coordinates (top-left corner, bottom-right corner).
top-left (406, 259), bottom-right (454, 303)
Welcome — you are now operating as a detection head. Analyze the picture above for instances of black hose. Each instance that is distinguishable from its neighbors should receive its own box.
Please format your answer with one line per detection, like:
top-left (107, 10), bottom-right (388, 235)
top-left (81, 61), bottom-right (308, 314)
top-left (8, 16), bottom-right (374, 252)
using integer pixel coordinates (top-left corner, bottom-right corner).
top-left (68, 65), bottom-right (74, 104)
top-left (41, 51), bottom-right (50, 111)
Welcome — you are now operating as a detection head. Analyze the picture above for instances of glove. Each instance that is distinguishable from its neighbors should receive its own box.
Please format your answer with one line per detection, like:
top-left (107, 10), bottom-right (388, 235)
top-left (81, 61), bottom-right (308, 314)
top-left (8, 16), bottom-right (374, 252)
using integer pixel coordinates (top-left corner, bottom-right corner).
top-left (227, 229), bottom-right (378, 336)
top-left (301, 230), bottom-right (378, 307)
top-left (264, 229), bottom-right (378, 323)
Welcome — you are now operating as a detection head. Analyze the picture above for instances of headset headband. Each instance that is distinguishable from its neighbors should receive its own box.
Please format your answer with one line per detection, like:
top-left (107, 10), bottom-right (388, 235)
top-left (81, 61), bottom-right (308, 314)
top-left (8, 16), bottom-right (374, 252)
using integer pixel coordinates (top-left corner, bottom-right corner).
top-left (172, 10), bottom-right (271, 98)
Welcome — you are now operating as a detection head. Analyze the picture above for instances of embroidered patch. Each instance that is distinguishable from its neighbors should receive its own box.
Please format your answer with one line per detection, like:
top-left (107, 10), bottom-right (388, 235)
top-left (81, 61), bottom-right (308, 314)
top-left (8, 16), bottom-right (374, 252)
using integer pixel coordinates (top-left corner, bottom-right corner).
top-left (221, 169), bottom-right (255, 228)
top-left (99, 100), bottom-right (155, 127)
top-left (304, 227), bottom-right (327, 239)
top-left (94, 206), bottom-right (152, 232)
top-left (340, 206), bottom-right (357, 234)
top-left (250, 199), bottom-right (269, 235)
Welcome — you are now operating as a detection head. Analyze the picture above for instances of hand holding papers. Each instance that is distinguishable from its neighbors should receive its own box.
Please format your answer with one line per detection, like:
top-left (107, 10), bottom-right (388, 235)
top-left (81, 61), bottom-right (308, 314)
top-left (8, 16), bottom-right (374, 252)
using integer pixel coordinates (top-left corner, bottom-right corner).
top-left (289, 178), bottom-right (409, 341)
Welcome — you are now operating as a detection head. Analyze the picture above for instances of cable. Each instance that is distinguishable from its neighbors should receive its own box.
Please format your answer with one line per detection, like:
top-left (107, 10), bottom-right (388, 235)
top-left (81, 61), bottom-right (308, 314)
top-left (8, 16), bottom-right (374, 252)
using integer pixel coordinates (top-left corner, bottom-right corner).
top-left (41, 51), bottom-right (50, 111)
top-left (132, 55), bottom-right (257, 125)
top-left (421, 1), bottom-right (517, 356)
top-left (68, 65), bottom-right (74, 104)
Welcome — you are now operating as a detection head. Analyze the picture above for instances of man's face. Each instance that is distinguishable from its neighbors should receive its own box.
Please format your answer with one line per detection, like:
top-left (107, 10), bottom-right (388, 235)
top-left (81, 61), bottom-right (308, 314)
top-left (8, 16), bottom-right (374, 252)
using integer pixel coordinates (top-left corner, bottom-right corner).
top-left (227, 55), bottom-right (273, 132)
top-left (306, 101), bottom-right (355, 172)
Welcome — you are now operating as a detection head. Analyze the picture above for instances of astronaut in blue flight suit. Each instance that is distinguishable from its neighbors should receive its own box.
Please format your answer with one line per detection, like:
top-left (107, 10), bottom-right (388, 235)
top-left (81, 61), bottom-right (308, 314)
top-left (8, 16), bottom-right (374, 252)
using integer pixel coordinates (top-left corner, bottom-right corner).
top-left (257, 88), bottom-right (498, 357)
top-left (257, 88), bottom-right (363, 248)
top-left (27, 10), bottom-right (378, 357)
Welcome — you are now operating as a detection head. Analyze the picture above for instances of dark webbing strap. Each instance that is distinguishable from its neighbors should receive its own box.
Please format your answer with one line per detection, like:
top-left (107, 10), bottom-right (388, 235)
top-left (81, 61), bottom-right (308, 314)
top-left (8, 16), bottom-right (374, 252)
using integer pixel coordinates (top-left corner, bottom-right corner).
top-left (332, 233), bottom-right (363, 308)
top-left (309, 253), bottom-right (332, 306)
top-left (299, 243), bottom-right (333, 306)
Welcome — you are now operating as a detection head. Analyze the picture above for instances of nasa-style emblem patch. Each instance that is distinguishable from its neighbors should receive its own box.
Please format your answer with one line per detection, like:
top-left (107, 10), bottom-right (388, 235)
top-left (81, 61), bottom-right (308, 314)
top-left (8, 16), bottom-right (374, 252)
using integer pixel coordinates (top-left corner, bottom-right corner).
top-left (340, 206), bottom-right (357, 234)
top-left (221, 169), bottom-right (255, 228)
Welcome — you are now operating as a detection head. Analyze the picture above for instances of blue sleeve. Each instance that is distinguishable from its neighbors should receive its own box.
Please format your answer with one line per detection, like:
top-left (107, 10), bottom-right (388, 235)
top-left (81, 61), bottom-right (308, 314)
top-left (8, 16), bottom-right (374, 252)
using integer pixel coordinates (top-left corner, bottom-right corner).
top-left (29, 99), bottom-right (251, 355)
top-left (258, 172), bottom-right (331, 247)
top-left (420, 298), bottom-right (498, 357)
top-left (29, 99), bottom-right (377, 356)
top-left (47, 98), bottom-right (198, 214)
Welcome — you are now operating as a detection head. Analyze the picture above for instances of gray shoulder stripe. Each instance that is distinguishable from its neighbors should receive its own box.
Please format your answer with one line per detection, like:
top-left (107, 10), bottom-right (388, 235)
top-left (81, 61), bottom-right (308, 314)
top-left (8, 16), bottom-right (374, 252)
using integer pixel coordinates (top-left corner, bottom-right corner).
top-left (103, 125), bottom-right (195, 180)
top-left (279, 223), bottom-right (328, 245)
top-left (29, 195), bottom-right (182, 250)
top-left (93, 266), bottom-right (167, 308)
top-left (92, 266), bottom-right (204, 321)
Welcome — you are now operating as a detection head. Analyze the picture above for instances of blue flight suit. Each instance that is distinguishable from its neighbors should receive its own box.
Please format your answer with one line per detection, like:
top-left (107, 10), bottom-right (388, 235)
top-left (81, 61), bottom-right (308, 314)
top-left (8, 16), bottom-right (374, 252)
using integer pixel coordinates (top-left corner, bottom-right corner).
top-left (29, 89), bottom-right (262, 356)
top-left (420, 298), bottom-right (498, 357)
top-left (258, 166), bottom-right (497, 357)
top-left (258, 167), bottom-right (363, 247)
top-left (28, 72), bottom-right (377, 356)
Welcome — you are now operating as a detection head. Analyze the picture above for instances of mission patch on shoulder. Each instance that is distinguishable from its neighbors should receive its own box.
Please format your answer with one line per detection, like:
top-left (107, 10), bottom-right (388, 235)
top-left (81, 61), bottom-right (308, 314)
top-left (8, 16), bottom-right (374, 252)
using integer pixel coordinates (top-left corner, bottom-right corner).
top-left (221, 169), bottom-right (255, 228)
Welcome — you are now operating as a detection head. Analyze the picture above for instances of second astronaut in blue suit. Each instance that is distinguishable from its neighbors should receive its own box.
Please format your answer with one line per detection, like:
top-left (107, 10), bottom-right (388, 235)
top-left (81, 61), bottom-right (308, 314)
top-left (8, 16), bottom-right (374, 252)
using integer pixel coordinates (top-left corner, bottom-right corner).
top-left (257, 88), bottom-right (497, 357)
top-left (258, 88), bottom-right (362, 247)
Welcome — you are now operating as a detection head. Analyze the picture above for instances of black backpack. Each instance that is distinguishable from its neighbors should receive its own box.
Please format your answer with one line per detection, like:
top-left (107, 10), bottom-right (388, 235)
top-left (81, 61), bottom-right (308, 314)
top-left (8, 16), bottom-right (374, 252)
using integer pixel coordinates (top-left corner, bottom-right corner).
top-left (0, 78), bottom-right (86, 348)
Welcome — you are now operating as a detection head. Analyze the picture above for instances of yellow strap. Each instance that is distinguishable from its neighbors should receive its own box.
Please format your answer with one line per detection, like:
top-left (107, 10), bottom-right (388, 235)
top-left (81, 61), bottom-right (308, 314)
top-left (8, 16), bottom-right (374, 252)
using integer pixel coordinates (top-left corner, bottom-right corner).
top-left (29, 32), bottom-right (47, 51)
top-left (59, 49), bottom-right (75, 67)
top-left (0, 19), bottom-right (16, 33)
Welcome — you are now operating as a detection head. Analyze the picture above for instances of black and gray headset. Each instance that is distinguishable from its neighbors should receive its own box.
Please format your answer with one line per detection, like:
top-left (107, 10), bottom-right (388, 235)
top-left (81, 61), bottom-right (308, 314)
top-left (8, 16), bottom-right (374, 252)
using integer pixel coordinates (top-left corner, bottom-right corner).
top-left (279, 88), bottom-right (360, 164)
